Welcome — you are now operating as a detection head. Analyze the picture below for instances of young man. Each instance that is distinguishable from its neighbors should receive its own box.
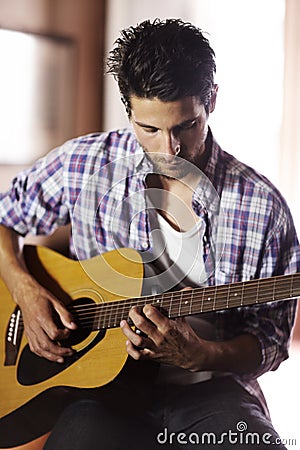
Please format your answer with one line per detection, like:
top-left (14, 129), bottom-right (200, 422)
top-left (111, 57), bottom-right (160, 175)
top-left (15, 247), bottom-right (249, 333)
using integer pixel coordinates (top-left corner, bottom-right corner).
top-left (0, 19), bottom-right (299, 449)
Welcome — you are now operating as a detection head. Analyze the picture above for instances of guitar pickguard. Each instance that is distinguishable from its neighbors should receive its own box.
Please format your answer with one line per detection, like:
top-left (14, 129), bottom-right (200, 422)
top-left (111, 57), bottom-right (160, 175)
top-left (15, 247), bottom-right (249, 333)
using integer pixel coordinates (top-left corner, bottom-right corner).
top-left (17, 296), bottom-right (107, 385)
top-left (17, 329), bottom-right (106, 386)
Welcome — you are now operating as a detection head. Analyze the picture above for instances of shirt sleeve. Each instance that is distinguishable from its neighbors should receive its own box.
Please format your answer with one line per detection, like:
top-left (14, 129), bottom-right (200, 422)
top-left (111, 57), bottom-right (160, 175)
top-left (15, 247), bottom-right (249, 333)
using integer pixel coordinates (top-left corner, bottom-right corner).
top-left (0, 144), bottom-right (70, 236)
top-left (233, 206), bottom-right (299, 380)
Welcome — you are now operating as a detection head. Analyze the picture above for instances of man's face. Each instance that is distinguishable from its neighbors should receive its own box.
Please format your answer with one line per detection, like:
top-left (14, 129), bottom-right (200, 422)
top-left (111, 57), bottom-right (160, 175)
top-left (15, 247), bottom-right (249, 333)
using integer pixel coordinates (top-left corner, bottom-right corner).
top-left (131, 95), bottom-right (216, 179)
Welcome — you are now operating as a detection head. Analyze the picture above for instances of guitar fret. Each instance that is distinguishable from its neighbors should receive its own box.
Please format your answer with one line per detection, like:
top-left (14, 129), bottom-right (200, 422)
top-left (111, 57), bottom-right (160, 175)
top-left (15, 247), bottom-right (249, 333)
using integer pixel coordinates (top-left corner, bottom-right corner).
top-left (282, 278), bottom-right (290, 300)
top-left (174, 292), bottom-right (180, 317)
top-left (177, 291), bottom-right (182, 317)
top-left (246, 281), bottom-right (257, 306)
top-left (260, 279), bottom-right (272, 304)
top-left (181, 292), bottom-right (191, 317)
top-left (240, 282), bottom-right (245, 306)
top-left (189, 290), bottom-right (193, 315)
top-left (290, 274), bottom-right (294, 298)
top-left (155, 294), bottom-right (162, 314)
top-left (226, 283), bottom-right (230, 308)
top-left (293, 273), bottom-right (300, 296)
top-left (168, 292), bottom-right (173, 318)
top-left (255, 279), bottom-right (260, 304)
top-left (202, 291), bottom-right (211, 313)
top-left (292, 274), bottom-right (300, 297)
top-left (229, 284), bottom-right (241, 307)
top-left (289, 275), bottom-right (296, 299)
top-left (120, 299), bottom-right (127, 324)
top-left (112, 304), bottom-right (119, 328)
top-left (272, 278), bottom-right (276, 301)
top-left (201, 288), bottom-right (205, 313)
top-left (200, 287), bottom-right (215, 313)
top-left (107, 301), bottom-right (113, 328)
top-left (212, 286), bottom-right (217, 311)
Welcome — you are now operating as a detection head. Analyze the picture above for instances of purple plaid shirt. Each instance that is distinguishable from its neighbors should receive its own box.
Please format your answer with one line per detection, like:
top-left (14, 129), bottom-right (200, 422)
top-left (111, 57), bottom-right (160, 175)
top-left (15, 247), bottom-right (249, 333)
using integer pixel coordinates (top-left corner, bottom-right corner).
top-left (0, 127), bottom-right (299, 413)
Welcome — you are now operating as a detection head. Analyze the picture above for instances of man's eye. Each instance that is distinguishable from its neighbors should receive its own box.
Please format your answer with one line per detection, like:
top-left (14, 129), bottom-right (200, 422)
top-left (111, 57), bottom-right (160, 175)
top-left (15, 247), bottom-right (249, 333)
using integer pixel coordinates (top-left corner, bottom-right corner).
top-left (143, 127), bottom-right (158, 134)
top-left (180, 120), bottom-right (197, 130)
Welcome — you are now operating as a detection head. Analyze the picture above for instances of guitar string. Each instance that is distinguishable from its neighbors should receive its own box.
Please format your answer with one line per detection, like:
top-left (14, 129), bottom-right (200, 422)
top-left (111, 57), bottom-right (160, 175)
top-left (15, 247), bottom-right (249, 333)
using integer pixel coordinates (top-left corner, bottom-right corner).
top-left (66, 273), bottom-right (298, 315)
top-left (77, 284), bottom-right (298, 328)
top-left (80, 276), bottom-right (299, 328)
top-left (70, 274), bottom-right (298, 314)
top-left (17, 275), bottom-right (300, 330)
top-left (16, 278), bottom-right (295, 316)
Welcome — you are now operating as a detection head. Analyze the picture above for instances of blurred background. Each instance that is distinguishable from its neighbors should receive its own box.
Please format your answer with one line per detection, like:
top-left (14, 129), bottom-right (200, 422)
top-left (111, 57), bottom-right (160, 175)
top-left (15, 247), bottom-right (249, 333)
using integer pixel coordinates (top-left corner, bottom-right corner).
top-left (0, 0), bottom-right (299, 447)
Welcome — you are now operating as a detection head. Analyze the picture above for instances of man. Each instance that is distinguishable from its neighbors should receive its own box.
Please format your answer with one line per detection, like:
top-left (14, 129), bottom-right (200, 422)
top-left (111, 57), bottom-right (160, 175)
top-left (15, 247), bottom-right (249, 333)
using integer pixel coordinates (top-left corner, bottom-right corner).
top-left (0, 19), bottom-right (299, 449)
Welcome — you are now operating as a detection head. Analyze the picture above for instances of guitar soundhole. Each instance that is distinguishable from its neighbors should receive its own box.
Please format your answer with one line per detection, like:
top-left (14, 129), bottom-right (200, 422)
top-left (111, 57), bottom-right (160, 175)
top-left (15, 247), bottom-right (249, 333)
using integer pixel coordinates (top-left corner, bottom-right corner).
top-left (17, 297), bottom-right (106, 386)
top-left (60, 297), bottom-right (96, 347)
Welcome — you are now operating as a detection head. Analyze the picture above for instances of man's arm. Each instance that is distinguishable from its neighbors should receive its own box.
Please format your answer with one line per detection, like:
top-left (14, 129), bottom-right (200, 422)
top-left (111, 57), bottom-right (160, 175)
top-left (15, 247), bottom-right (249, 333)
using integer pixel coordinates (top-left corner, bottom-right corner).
top-left (0, 224), bottom-right (76, 362)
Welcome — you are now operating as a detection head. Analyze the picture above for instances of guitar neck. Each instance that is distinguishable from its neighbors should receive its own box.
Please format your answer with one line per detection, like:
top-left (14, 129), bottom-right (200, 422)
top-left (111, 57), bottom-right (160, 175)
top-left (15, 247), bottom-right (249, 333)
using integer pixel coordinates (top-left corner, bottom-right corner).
top-left (85, 272), bottom-right (300, 331)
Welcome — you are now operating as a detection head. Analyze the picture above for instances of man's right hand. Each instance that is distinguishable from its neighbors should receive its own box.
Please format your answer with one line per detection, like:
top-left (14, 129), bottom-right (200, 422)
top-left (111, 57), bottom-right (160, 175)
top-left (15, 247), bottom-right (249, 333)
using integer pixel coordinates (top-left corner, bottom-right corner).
top-left (13, 273), bottom-right (77, 362)
top-left (0, 225), bottom-right (76, 362)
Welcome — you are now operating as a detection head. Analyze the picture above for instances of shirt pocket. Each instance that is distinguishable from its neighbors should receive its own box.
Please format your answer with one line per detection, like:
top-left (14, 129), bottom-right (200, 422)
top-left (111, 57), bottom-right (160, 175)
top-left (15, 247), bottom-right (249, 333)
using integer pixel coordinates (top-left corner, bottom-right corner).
top-left (215, 264), bottom-right (254, 285)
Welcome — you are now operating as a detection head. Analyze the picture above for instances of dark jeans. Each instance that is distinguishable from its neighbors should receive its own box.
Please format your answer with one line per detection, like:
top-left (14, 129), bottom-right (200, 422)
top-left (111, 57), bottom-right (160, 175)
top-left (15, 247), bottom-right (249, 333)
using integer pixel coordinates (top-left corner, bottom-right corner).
top-left (43, 377), bottom-right (286, 450)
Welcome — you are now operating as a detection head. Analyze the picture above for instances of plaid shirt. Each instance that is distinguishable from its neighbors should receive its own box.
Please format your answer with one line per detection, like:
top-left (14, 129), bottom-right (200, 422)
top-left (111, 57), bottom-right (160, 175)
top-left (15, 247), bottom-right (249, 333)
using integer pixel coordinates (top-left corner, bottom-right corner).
top-left (0, 127), bottom-right (299, 413)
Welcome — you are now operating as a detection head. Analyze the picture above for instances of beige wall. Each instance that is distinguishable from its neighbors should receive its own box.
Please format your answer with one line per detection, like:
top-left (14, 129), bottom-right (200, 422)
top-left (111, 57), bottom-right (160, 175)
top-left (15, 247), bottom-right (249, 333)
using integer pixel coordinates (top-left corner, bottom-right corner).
top-left (0, 0), bottom-right (106, 191)
top-left (0, 0), bottom-right (106, 136)
top-left (0, 0), bottom-right (106, 249)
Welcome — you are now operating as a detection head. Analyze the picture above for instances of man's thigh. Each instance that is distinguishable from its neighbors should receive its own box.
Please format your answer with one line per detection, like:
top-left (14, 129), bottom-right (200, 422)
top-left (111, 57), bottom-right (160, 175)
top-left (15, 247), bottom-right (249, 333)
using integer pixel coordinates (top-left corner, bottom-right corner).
top-left (150, 377), bottom-right (286, 449)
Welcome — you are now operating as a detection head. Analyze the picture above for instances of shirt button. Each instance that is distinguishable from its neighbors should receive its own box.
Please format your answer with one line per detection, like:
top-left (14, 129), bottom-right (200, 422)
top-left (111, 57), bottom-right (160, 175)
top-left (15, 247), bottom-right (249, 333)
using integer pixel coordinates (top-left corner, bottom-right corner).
top-left (141, 241), bottom-right (148, 249)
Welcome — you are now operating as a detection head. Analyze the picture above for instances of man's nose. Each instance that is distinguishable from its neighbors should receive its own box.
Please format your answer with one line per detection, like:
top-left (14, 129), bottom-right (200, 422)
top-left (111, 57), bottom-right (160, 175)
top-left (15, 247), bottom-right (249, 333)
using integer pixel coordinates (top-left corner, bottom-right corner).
top-left (163, 131), bottom-right (180, 157)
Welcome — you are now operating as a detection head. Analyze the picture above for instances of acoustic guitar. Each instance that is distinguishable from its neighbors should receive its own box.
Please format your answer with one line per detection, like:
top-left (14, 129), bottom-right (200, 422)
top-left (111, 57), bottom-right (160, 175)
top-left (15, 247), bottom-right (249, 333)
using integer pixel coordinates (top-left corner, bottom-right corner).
top-left (0, 245), bottom-right (299, 449)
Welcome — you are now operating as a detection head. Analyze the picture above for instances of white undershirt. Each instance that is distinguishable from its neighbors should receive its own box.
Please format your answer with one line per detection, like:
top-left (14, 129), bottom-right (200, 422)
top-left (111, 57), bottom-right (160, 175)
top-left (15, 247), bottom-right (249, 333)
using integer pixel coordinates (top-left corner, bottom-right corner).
top-left (144, 207), bottom-right (215, 384)
top-left (156, 211), bottom-right (206, 287)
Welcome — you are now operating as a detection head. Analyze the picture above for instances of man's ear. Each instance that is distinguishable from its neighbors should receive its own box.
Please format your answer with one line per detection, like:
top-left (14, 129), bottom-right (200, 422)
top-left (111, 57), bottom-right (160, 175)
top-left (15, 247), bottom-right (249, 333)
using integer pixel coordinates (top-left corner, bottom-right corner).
top-left (209, 84), bottom-right (218, 113)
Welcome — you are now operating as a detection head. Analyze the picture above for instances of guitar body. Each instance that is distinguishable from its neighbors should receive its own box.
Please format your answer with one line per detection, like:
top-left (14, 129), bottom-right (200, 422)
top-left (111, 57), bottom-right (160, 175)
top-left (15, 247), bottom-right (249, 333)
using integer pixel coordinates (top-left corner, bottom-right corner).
top-left (1, 246), bottom-right (299, 449)
top-left (0, 246), bottom-right (144, 449)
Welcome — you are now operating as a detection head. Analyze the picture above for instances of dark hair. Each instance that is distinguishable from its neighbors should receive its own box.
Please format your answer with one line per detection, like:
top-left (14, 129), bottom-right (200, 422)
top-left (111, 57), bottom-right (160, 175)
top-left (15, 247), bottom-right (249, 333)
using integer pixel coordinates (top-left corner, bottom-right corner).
top-left (107, 18), bottom-right (216, 115)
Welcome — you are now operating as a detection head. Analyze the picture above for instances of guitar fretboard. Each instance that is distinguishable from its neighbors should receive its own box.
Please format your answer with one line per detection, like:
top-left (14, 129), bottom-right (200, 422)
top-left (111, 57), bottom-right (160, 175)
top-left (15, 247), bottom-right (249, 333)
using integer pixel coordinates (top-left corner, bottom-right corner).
top-left (72, 272), bottom-right (300, 331)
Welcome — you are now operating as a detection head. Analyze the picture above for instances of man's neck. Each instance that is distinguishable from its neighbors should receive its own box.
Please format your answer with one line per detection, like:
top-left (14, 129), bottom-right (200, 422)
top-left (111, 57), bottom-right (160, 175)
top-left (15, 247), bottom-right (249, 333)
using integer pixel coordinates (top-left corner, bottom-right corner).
top-left (146, 174), bottom-right (199, 232)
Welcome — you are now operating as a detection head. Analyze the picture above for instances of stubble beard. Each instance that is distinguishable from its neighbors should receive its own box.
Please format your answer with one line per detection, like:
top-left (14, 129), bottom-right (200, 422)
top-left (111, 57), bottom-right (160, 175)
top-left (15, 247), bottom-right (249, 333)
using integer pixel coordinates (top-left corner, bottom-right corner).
top-left (143, 145), bottom-right (203, 181)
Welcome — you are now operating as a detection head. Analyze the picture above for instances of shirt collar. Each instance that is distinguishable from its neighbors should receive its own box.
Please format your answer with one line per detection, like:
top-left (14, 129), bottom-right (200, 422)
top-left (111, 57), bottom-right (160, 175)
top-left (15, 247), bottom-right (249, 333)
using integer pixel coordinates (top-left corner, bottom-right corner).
top-left (193, 129), bottom-right (223, 217)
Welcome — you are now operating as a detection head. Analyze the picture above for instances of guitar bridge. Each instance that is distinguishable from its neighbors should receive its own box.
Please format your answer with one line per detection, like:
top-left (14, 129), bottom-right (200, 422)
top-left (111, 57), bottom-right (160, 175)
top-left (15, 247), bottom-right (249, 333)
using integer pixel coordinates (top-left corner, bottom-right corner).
top-left (4, 306), bottom-right (23, 366)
